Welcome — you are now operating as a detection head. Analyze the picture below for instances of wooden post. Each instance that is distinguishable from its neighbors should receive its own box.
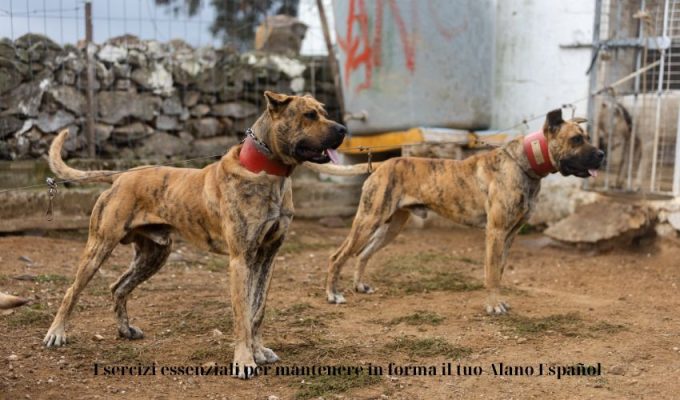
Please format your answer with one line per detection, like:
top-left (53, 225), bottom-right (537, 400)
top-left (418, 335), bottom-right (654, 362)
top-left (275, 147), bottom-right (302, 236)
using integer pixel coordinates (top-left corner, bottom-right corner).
top-left (84, 1), bottom-right (96, 158)
top-left (316, 0), bottom-right (346, 119)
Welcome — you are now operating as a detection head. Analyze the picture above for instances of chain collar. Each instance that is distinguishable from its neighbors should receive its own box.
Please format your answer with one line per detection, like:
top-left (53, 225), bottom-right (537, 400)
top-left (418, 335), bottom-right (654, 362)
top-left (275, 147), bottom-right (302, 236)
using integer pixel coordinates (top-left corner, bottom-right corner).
top-left (245, 128), bottom-right (273, 157)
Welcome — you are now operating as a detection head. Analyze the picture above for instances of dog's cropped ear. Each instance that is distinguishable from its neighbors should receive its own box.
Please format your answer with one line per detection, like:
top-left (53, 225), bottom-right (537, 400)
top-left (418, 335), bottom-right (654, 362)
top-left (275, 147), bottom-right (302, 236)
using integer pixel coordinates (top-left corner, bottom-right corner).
top-left (570, 117), bottom-right (587, 124)
top-left (264, 91), bottom-right (293, 115)
top-left (544, 109), bottom-right (564, 133)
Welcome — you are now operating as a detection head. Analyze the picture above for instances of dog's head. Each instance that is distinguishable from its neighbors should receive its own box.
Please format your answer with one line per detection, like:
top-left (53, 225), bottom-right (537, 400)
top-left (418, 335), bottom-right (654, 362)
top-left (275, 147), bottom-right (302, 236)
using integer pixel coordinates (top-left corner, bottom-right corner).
top-left (262, 91), bottom-right (347, 164)
top-left (543, 109), bottom-right (605, 178)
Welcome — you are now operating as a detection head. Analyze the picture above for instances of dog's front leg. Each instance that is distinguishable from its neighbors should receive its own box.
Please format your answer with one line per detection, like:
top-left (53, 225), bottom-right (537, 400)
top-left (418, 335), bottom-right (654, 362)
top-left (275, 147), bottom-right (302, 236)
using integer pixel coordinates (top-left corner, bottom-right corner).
top-left (484, 226), bottom-right (510, 315)
top-left (251, 236), bottom-right (285, 365)
top-left (229, 254), bottom-right (257, 379)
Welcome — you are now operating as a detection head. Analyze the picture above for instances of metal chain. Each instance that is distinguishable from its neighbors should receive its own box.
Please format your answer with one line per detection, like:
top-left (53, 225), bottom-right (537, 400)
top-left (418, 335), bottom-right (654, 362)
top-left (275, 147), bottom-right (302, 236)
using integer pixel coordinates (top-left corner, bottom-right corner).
top-left (45, 177), bottom-right (58, 221)
top-left (245, 128), bottom-right (273, 157)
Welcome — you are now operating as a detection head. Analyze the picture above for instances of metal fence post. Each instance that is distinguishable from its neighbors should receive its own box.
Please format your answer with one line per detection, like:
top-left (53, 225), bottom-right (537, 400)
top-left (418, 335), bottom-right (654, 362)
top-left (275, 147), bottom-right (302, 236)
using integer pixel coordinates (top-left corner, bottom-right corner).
top-left (673, 103), bottom-right (680, 196)
top-left (85, 0), bottom-right (96, 159)
top-left (650, 0), bottom-right (670, 192)
top-left (587, 0), bottom-right (602, 137)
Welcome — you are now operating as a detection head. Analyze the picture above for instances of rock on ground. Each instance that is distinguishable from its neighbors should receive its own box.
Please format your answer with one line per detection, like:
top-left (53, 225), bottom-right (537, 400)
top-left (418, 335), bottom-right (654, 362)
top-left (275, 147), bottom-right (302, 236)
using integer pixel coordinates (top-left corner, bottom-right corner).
top-left (544, 200), bottom-right (656, 246)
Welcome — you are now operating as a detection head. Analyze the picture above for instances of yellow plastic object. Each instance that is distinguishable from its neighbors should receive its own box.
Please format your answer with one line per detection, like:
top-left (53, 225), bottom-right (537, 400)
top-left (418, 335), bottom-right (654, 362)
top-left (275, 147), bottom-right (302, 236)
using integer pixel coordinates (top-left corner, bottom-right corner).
top-left (338, 128), bottom-right (424, 154)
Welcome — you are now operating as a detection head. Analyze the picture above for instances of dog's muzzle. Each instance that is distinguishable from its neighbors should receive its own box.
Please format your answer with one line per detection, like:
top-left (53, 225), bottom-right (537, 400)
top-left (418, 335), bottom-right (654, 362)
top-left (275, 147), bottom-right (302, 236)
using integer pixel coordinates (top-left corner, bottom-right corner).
top-left (294, 123), bottom-right (347, 164)
top-left (560, 149), bottom-right (605, 178)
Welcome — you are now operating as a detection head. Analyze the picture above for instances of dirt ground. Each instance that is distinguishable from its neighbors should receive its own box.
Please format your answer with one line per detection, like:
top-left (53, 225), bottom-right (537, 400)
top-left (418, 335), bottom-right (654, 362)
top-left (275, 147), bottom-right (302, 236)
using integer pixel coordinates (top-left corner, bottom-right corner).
top-left (1, 219), bottom-right (679, 399)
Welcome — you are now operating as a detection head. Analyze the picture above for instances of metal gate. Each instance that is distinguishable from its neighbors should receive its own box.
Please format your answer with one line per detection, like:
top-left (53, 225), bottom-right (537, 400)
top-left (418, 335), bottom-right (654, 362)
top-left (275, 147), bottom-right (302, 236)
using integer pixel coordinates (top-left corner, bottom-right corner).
top-left (589, 0), bottom-right (680, 197)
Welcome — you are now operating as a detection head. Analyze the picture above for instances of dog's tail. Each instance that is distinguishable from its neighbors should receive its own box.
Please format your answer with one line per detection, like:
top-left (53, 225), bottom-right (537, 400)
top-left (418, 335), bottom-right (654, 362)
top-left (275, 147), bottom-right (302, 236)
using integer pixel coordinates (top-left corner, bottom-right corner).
top-left (0, 292), bottom-right (29, 309)
top-left (49, 129), bottom-right (120, 184)
top-left (302, 161), bottom-right (382, 176)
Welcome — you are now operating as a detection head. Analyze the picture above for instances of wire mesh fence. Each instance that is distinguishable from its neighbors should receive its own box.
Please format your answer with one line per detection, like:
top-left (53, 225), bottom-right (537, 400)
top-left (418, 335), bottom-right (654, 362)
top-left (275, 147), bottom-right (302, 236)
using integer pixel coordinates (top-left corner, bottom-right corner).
top-left (0, 0), bottom-right (339, 162)
top-left (590, 0), bottom-right (680, 196)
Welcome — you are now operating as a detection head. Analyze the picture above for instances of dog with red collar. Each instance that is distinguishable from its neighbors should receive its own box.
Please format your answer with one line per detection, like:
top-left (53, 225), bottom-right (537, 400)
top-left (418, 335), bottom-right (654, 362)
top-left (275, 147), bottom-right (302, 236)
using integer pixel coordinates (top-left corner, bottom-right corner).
top-left (43, 91), bottom-right (346, 379)
top-left (305, 108), bottom-right (604, 314)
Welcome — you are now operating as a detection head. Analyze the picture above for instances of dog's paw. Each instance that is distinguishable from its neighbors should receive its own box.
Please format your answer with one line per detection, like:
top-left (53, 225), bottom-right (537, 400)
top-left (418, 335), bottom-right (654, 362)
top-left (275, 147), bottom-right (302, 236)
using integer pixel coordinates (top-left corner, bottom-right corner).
top-left (233, 360), bottom-right (258, 379)
top-left (118, 325), bottom-right (144, 340)
top-left (254, 346), bottom-right (280, 364)
top-left (485, 301), bottom-right (511, 315)
top-left (354, 282), bottom-right (375, 294)
top-left (43, 327), bottom-right (67, 347)
top-left (327, 292), bottom-right (346, 304)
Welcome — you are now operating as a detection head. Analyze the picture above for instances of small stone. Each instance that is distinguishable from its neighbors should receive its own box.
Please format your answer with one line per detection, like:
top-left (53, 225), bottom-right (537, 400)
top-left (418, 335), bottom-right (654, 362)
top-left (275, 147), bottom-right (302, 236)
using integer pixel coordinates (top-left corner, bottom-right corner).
top-left (517, 337), bottom-right (527, 344)
top-left (94, 123), bottom-right (114, 143)
top-left (187, 118), bottom-right (222, 138)
top-left (93, 334), bottom-right (104, 341)
top-left (190, 104), bottom-right (211, 118)
top-left (98, 44), bottom-right (128, 64)
top-left (7, 354), bottom-right (19, 361)
top-left (673, 346), bottom-right (679, 352)
top-left (211, 328), bottom-right (223, 337)
top-left (13, 274), bottom-right (36, 281)
top-left (162, 96), bottom-right (184, 116)
top-left (203, 361), bottom-right (217, 368)
top-left (155, 115), bottom-right (179, 131)
top-left (36, 110), bottom-right (75, 133)
top-left (111, 122), bottom-right (153, 143)
top-left (211, 101), bottom-right (258, 119)
top-left (135, 131), bottom-right (185, 159)
top-left (182, 91), bottom-right (201, 107)
top-left (18, 255), bottom-right (33, 264)
top-left (268, 396), bottom-right (280, 400)
top-left (47, 85), bottom-right (86, 115)
top-left (608, 365), bottom-right (625, 375)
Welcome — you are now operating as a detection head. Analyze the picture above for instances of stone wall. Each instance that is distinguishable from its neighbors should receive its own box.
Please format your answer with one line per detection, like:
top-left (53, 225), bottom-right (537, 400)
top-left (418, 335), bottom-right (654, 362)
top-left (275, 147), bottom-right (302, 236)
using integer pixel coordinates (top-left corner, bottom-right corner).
top-left (0, 33), bottom-right (339, 161)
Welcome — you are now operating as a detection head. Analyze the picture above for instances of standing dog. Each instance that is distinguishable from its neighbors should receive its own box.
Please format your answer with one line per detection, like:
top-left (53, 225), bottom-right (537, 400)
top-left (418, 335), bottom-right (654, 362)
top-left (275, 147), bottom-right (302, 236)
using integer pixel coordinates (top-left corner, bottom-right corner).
top-left (43, 91), bottom-right (346, 378)
top-left (305, 109), bottom-right (603, 314)
top-left (596, 99), bottom-right (638, 188)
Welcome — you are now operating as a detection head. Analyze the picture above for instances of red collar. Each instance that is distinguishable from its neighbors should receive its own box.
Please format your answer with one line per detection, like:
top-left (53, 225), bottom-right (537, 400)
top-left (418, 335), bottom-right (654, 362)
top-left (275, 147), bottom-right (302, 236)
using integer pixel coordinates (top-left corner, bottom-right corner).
top-left (523, 130), bottom-right (557, 177)
top-left (239, 135), bottom-right (292, 177)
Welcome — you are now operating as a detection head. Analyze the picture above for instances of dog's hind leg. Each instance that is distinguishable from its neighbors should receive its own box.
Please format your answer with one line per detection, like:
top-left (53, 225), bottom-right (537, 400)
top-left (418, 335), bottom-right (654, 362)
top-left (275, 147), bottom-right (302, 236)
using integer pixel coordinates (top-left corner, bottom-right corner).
top-left (111, 232), bottom-right (171, 340)
top-left (43, 236), bottom-right (118, 347)
top-left (326, 212), bottom-right (383, 304)
top-left (327, 173), bottom-right (402, 304)
top-left (353, 209), bottom-right (410, 294)
top-left (44, 188), bottom-right (133, 347)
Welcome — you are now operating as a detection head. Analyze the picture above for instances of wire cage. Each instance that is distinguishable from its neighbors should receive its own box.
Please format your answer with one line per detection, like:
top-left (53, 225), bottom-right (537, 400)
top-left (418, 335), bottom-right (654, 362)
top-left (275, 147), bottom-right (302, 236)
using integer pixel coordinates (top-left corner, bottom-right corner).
top-left (589, 0), bottom-right (680, 197)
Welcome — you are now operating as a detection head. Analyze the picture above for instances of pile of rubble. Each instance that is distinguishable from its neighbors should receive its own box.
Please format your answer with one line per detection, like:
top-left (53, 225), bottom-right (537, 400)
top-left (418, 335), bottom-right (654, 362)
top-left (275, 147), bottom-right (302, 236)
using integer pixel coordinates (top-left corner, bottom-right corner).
top-left (0, 34), bottom-right (338, 160)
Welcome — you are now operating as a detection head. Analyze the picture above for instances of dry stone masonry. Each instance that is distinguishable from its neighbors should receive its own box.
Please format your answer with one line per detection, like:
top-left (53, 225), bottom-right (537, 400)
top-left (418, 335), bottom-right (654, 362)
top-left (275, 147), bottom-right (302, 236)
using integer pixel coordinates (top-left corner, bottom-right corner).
top-left (0, 33), bottom-right (338, 161)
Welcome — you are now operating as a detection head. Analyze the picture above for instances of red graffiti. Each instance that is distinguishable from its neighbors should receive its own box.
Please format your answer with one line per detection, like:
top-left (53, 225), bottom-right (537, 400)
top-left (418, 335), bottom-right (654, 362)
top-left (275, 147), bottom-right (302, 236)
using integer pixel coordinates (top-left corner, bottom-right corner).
top-left (336, 0), bottom-right (374, 93)
top-left (337, 0), bottom-right (418, 93)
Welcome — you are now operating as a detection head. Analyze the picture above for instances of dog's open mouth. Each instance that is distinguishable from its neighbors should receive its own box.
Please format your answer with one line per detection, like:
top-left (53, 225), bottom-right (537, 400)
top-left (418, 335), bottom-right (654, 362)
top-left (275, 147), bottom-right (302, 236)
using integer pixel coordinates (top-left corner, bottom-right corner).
top-left (295, 144), bottom-right (342, 164)
top-left (560, 153), bottom-right (603, 178)
top-left (295, 145), bottom-right (334, 163)
top-left (561, 164), bottom-right (601, 178)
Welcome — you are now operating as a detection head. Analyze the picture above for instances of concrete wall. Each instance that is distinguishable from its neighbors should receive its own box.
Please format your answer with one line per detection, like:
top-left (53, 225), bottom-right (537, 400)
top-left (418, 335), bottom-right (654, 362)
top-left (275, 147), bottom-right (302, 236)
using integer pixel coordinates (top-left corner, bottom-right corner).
top-left (493, 0), bottom-right (595, 132)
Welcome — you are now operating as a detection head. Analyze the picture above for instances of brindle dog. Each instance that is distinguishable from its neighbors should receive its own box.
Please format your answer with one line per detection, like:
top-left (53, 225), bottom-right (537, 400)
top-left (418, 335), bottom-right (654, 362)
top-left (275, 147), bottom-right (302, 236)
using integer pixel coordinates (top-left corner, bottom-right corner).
top-left (43, 91), bottom-right (346, 379)
top-left (305, 109), bottom-right (604, 314)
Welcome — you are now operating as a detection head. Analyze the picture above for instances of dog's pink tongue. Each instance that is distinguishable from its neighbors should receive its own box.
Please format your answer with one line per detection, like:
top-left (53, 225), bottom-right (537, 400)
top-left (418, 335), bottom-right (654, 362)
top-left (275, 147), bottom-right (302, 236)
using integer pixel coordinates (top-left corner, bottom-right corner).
top-left (326, 149), bottom-right (340, 164)
top-left (588, 169), bottom-right (599, 177)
